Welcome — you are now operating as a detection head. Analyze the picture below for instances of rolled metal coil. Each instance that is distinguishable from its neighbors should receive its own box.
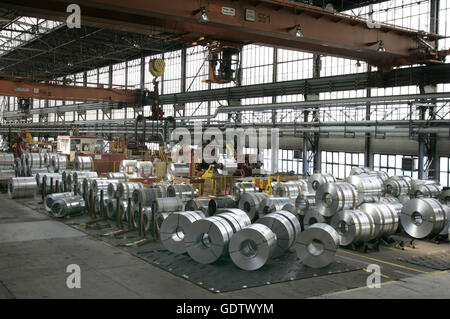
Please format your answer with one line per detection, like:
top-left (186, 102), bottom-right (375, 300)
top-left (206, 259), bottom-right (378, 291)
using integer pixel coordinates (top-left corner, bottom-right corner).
top-left (369, 170), bottom-right (389, 184)
top-left (25, 153), bottom-right (45, 169)
top-left (238, 192), bottom-right (269, 221)
top-left (346, 174), bottom-right (385, 204)
top-left (132, 187), bottom-right (164, 207)
top-left (167, 184), bottom-right (199, 201)
top-left (303, 208), bottom-right (328, 229)
top-left (117, 182), bottom-right (144, 199)
top-left (149, 183), bottom-right (170, 196)
top-left (315, 182), bottom-right (358, 217)
top-left (440, 189), bottom-right (450, 205)
top-left (360, 203), bottom-right (399, 238)
top-left (107, 180), bottom-right (121, 198)
top-left (43, 153), bottom-right (55, 168)
top-left (92, 179), bottom-right (118, 195)
top-left (295, 223), bottom-right (340, 268)
top-left (142, 207), bottom-right (155, 233)
top-left (385, 176), bottom-right (411, 197)
top-left (379, 197), bottom-right (403, 217)
top-left (0, 169), bottom-right (16, 181)
top-left (167, 163), bottom-right (190, 181)
top-left (8, 177), bottom-right (38, 199)
top-left (185, 216), bottom-right (234, 264)
top-left (74, 156), bottom-right (94, 171)
top-left (152, 197), bottom-right (184, 214)
top-left (273, 180), bottom-right (308, 198)
top-left (208, 196), bottom-right (236, 215)
top-left (229, 224), bottom-right (277, 271)
top-left (44, 192), bottom-right (74, 212)
top-left (14, 158), bottom-right (22, 177)
top-left (411, 181), bottom-right (442, 199)
top-left (35, 173), bottom-right (62, 190)
top-left (400, 198), bottom-right (448, 239)
top-left (156, 212), bottom-right (171, 232)
top-left (82, 177), bottom-right (107, 197)
top-left (51, 154), bottom-right (67, 172)
top-left (105, 172), bottom-right (128, 181)
top-left (119, 160), bottom-right (138, 174)
top-left (0, 153), bottom-right (14, 168)
top-left (308, 173), bottom-right (336, 192)
top-left (272, 210), bottom-right (302, 242)
top-left (50, 195), bottom-right (85, 218)
top-left (184, 198), bottom-right (210, 215)
top-left (330, 209), bottom-right (375, 245)
top-left (105, 198), bottom-right (117, 220)
top-left (258, 196), bottom-right (295, 217)
top-left (231, 182), bottom-right (259, 202)
top-left (161, 211), bottom-right (204, 254)
top-left (349, 167), bottom-right (371, 176)
top-left (136, 161), bottom-right (153, 177)
top-left (94, 195), bottom-right (109, 215)
top-left (295, 193), bottom-right (316, 215)
top-left (218, 208), bottom-right (253, 223)
top-left (281, 203), bottom-right (297, 215)
top-left (119, 201), bottom-right (129, 222)
top-left (216, 211), bottom-right (252, 233)
top-left (256, 213), bottom-right (295, 257)
top-left (71, 171), bottom-right (98, 186)
top-left (216, 154), bottom-right (238, 176)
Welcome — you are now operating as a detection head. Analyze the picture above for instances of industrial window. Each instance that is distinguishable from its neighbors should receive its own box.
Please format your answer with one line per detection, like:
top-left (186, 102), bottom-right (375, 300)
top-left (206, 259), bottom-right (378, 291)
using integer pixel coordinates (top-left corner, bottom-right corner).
top-left (373, 153), bottom-right (428, 179)
top-left (321, 151), bottom-right (365, 179)
top-left (440, 157), bottom-right (450, 187)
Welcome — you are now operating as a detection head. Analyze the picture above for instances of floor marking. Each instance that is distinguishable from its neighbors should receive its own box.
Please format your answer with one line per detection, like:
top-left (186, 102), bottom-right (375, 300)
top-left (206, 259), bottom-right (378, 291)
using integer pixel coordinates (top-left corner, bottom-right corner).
top-left (340, 250), bottom-right (430, 274)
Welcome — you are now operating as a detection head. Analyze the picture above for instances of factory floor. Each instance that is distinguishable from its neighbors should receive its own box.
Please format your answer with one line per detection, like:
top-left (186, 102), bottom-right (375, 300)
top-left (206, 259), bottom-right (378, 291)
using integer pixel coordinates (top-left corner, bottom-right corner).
top-left (0, 193), bottom-right (449, 299)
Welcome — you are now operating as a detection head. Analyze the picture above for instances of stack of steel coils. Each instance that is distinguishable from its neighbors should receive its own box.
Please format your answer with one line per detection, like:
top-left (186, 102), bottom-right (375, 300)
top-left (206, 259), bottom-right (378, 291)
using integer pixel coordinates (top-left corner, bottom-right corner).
top-left (273, 180), bottom-right (308, 198)
top-left (258, 196), bottom-right (295, 217)
top-left (184, 198), bottom-right (210, 215)
top-left (295, 193), bottom-right (316, 215)
top-left (8, 177), bottom-right (38, 199)
top-left (346, 173), bottom-right (385, 204)
top-left (238, 192), bottom-right (269, 221)
top-left (50, 195), bottom-right (85, 218)
top-left (116, 182), bottom-right (144, 199)
top-left (44, 192), bottom-right (75, 212)
top-left (92, 179), bottom-right (118, 196)
top-left (303, 208), bottom-right (329, 229)
top-left (231, 182), bottom-right (259, 202)
top-left (152, 197), bottom-right (184, 215)
top-left (400, 198), bottom-right (449, 239)
top-left (74, 156), bottom-right (94, 171)
top-left (295, 223), bottom-right (340, 268)
top-left (70, 171), bottom-right (98, 194)
top-left (35, 173), bottom-right (63, 193)
top-left (411, 180), bottom-right (442, 199)
top-left (107, 180), bottom-right (121, 198)
top-left (385, 176), bottom-right (411, 198)
top-left (132, 187), bottom-right (166, 208)
top-left (167, 184), bottom-right (198, 201)
top-left (359, 203), bottom-right (399, 238)
top-left (82, 177), bottom-right (107, 197)
top-left (208, 196), bottom-right (236, 215)
top-left (308, 173), bottom-right (336, 192)
top-left (330, 209), bottom-right (375, 245)
top-left (315, 182), bottom-right (358, 217)
top-left (51, 154), bottom-right (67, 173)
top-left (105, 172), bottom-right (128, 181)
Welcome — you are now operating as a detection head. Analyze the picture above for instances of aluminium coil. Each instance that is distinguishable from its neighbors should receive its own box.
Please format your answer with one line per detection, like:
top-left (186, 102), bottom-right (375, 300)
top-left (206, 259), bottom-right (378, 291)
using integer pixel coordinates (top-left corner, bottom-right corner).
top-left (208, 196), bottom-right (236, 215)
top-left (315, 182), bottom-right (358, 217)
top-left (105, 172), bottom-right (128, 181)
top-left (105, 198), bottom-right (117, 220)
top-left (0, 169), bottom-right (16, 180)
top-left (116, 182), bottom-right (144, 199)
top-left (29, 167), bottom-right (49, 177)
top-left (308, 173), bottom-right (336, 192)
top-left (303, 208), bottom-right (329, 230)
top-left (119, 160), bottom-right (138, 175)
top-left (256, 212), bottom-right (296, 257)
top-left (35, 173), bottom-right (62, 190)
top-left (25, 153), bottom-right (45, 169)
top-left (229, 224), bottom-right (277, 271)
top-left (400, 198), bottom-right (449, 239)
top-left (215, 211), bottom-right (251, 233)
top-left (238, 192), bottom-right (269, 221)
top-left (152, 197), bottom-right (184, 214)
top-left (167, 184), bottom-right (199, 201)
top-left (330, 209), bottom-right (375, 245)
top-left (132, 187), bottom-right (164, 207)
top-left (184, 198), bottom-right (210, 215)
top-left (349, 167), bottom-right (371, 176)
top-left (295, 193), bottom-right (316, 215)
top-left (82, 177), bottom-right (107, 197)
top-left (273, 180), bottom-right (308, 198)
top-left (258, 196), bottom-right (295, 217)
top-left (71, 171), bottom-right (98, 186)
top-left (8, 177), bottom-right (38, 199)
top-left (44, 192), bottom-right (75, 212)
top-left (0, 153), bottom-right (14, 169)
top-left (119, 201), bottom-right (129, 222)
top-left (359, 203), bottom-right (399, 238)
top-left (295, 223), bottom-right (340, 268)
top-left (92, 179), bottom-right (118, 195)
top-left (385, 176), bottom-right (411, 197)
top-left (346, 174), bottom-right (385, 204)
top-left (185, 216), bottom-right (234, 264)
top-left (142, 207), bottom-right (155, 233)
top-left (411, 181), bottom-right (442, 199)
top-left (50, 195), bottom-right (85, 218)
top-left (51, 154), bottom-right (67, 172)
top-left (107, 180), bottom-right (121, 198)
top-left (272, 210), bottom-right (302, 240)
top-left (160, 211), bottom-right (204, 254)
top-left (231, 182), bottom-right (259, 202)
top-left (156, 212), bottom-right (170, 232)
top-left (94, 195), bottom-right (109, 215)
top-left (136, 161), bottom-right (153, 177)
top-left (74, 156), bottom-right (94, 171)
top-left (43, 153), bottom-right (55, 169)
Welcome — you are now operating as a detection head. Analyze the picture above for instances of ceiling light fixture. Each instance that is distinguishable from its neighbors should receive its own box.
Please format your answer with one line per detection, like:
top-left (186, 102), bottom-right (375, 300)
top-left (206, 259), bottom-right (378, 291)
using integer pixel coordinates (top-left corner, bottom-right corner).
top-left (295, 25), bottom-right (303, 38)
top-left (193, 7), bottom-right (209, 23)
top-left (377, 40), bottom-right (386, 52)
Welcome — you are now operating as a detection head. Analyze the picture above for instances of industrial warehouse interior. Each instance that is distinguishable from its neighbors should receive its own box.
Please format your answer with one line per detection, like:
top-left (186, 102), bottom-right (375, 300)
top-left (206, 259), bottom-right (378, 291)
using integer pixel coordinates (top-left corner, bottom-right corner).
top-left (0, 0), bottom-right (450, 304)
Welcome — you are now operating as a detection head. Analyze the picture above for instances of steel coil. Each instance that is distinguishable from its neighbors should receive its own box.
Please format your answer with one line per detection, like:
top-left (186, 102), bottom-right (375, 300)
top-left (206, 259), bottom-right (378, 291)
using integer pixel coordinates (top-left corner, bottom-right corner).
top-left (51, 154), bottom-right (67, 172)
top-left (411, 181), bottom-right (442, 199)
top-left (82, 177), bottom-right (107, 197)
top-left (167, 184), bottom-right (198, 201)
top-left (216, 212), bottom-right (251, 233)
top-left (273, 180), bottom-right (308, 198)
top-left (295, 223), bottom-right (340, 268)
top-left (184, 198), bottom-right (210, 215)
top-left (51, 195), bottom-right (85, 218)
top-left (208, 196), bottom-right (236, 215)
top-left (120, 201), bottom-right (129, 222)
top-left (315, 182), bottom-right (358, 217)
top-left (0, 170), bottom-right (16, 183)
top-left (229, 224), bottom-right (277, 271)
top-left (272, 210), bottom-right (302, 241)
top-left (295, 193), bottom-right (316, 215)
top-left (8, 177), bottom-right (38, 199)
top-left (360, 203), bottom-right (399, 238)
top-left (156, 212), bottom-right (170, 232)
top-left (258, 196), bottom-right (295, 217)
top-left (238, 192), bottom-right (269, 221)
top-left (92, 179), bottom-right (118, 195)
top-left (303, 208), bottom-right (328, 229)
top-left (281, 203), bottom-right (297, 215)
top-left (385, 176), bottom-right (411, 197)
top-left (167, 163), bottom-right (190, 181)
top-left (185, 216), bottom-right (234, 264)
top-left (94, 194), bottom-right (109, 215)
top-left (0, 153), bottom-right (14, 168)
top-left (74, 156), bottom-right (94, 171)
top-left (105, 172), bottom-right (128, 181)
top-left (119, 160), bottom-right (138, 175)
top-left (132, 187), bottom-right (164, 207)
top-left (256, 213), bottom-right (295, 257)
top-left (137, 161), bottom-right (153, 177)
top-left (107, 180), bottom-right (121, 198)
top-left (440, 189), bottom-right (450, 205)
top-left (308, 173), bottom-right (336, 192)
top-left (400, 198), bottom-right (448, 239)
top-left (161, 211), bottom-right (204, 254)
top-left (349, 167), bottom-right (371, 176)
top-left (346, 174), bottom-right (385, 204)
top-left (152, 197), bottom-right (184, 214)
top-left (231, 182), bottom-right (259, 202)
top-left (117, 182), bottom-right (144, 199)
top-left (44, 192), bottom-right (74, 212)
top-left (105, 198), bottom-right (117, 220)
top-left (330, 209), bottom-right (374, 245)
top-left (72, 171), bottom-right (98, 186)
top-left (142, 207), bottom-right (154, 233)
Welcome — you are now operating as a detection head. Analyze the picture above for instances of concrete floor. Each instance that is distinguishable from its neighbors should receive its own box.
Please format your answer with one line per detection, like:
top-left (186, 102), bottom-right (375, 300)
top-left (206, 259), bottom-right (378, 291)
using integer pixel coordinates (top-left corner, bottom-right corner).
top-left (0, 193), bottom-right (449, 299)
